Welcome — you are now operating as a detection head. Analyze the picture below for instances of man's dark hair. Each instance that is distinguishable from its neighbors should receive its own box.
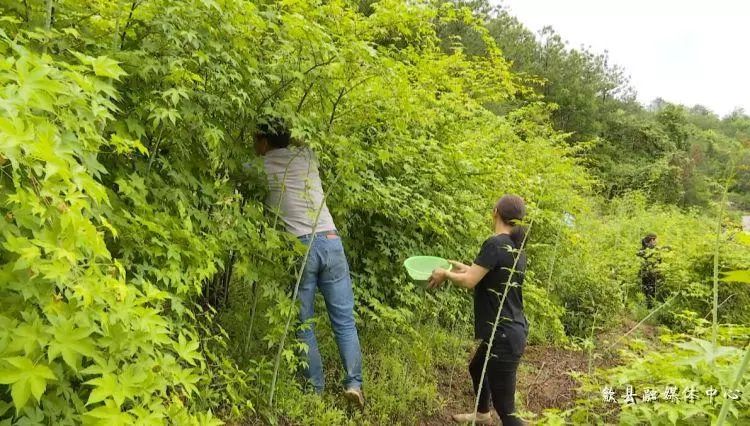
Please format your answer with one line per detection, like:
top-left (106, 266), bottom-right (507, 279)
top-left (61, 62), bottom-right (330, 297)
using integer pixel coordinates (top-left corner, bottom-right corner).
top-left (256, 119), bottom-right (291, 149)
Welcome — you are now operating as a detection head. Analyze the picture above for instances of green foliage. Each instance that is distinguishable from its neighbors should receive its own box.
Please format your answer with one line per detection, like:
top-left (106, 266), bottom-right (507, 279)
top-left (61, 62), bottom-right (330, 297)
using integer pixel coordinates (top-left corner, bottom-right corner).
top-left (0, 31), bottom-right (225, 423)
top-left (535, 204), bottom-right (750, 424)
top-left (441, 3), bottom-right (750, 207)
top-left (537, 192), bottom-right (750, 336)
top-left (564, 326), bottom-right (750, 425)
top-left (524, 278), bottom-right (567, 344)
top-left (1, 0), bottom-right (747, 424)
top-left (0, 0), bottom-right (584, 422)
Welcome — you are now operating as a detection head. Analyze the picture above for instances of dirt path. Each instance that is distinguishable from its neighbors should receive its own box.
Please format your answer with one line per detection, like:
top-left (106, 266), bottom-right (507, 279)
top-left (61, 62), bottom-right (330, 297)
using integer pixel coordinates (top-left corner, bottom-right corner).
top-left (419, 344), bottom-right (593, 425)
top-left (421, 319), bottom-right (660, 425)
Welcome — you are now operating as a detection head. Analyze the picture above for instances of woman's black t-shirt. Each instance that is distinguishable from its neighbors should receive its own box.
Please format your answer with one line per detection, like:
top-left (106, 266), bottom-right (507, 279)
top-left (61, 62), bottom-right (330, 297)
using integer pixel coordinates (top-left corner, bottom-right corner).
top-left (472, 233), bottom-right (528, 357)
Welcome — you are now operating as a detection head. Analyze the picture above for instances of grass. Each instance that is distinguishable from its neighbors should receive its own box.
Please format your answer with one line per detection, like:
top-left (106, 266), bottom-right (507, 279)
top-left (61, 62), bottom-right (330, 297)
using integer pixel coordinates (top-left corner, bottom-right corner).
top-left (263, 315), bottom-right (470, 425)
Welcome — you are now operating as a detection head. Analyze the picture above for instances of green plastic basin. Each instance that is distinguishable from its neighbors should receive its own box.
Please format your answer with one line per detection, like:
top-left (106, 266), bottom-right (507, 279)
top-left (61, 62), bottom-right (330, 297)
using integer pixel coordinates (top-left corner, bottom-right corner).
top-left (403, 256), bottom-right (452, 281)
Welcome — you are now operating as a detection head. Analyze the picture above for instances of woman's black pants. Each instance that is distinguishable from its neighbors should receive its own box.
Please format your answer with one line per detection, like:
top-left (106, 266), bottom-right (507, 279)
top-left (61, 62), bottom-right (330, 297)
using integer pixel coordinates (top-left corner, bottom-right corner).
top-left (642, 275), bottom-right (657, 308)
top-left (469, 341), bottom-right (523, 426)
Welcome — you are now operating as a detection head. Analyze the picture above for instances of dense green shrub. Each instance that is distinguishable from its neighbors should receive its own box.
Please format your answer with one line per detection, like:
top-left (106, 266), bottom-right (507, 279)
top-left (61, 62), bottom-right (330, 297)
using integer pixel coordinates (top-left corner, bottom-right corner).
top-left (0, 33), bottom-right (231, 424)
top-left (0, 0), bottom-right (584, 422)
top-left (537, 192), bottom-right (750, 336)
top-left (1, 1), bottom-right (747, 424)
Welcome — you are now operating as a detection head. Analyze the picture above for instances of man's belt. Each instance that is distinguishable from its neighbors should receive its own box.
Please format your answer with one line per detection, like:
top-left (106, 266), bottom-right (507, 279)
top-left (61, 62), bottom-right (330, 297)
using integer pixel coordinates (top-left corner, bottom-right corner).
top-left (299, 230), bottom-right (338, 239)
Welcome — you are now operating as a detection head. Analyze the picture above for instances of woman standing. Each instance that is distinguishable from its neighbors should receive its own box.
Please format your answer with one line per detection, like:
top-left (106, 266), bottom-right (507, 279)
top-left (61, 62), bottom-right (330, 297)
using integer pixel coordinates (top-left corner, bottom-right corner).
top-left (637, 233), bottom-right (661, 309)
top-left (428, 195), bottom-right (528, 426)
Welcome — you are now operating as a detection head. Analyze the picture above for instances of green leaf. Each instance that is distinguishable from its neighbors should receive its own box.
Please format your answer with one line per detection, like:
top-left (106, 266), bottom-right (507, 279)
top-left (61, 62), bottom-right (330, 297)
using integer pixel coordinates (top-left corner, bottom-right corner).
top-left (90, 56), bottom-right (126, 80)
top-left (174, 333), bottom-right (201, 366)
top-left (85, 374), bottom-right (122, 406)
top-left (84, 400), bottom-right (134, 425)
top-left (8, 315), bottom-right (47, 356)
top-left (47, 322), bottom-right (96, 371)
top-left (674, 338), bottom-right (737, 365)
top-left (195, 410), bottom-right (224, 426)
top-left (720, 270), bottom-right (750, 283)
top-left (0, 357), bottom-right (56, 410)
top-left (667, 407), bottom-right (679, 424)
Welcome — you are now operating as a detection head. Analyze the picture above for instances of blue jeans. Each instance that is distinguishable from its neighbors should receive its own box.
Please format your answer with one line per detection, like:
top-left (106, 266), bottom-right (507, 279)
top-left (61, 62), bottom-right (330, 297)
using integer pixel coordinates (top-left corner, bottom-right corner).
top-left (297, 232), bottom-right (363, 392)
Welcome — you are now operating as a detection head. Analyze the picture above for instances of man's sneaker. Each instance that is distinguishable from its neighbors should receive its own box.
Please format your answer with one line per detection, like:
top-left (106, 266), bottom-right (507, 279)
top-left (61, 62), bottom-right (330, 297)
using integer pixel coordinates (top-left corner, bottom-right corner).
top-left (344, 387), bottom-right (365, 409)
top-left (451, 411), bottom-right (493, 424)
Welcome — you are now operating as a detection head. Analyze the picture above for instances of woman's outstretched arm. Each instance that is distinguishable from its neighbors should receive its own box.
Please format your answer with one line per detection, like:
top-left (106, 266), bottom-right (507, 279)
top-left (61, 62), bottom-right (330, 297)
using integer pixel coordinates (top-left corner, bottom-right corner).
top-left (428, 260), bottom-right (489, 290)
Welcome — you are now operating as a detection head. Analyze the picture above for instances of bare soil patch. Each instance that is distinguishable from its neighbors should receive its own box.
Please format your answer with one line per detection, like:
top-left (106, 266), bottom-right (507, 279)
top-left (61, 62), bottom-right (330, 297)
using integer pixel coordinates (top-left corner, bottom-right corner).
top-left (422, 318), bottom-right (661, 425)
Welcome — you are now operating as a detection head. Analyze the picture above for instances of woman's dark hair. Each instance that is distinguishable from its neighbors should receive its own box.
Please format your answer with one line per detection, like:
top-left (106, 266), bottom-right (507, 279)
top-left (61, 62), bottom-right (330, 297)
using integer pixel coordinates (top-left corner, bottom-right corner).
top-left (495, 194), bottom-right (527, 248)
top-left (641, 233), bottom-right (657, 249)
top-left (256, 119), bottom-right (291, 148)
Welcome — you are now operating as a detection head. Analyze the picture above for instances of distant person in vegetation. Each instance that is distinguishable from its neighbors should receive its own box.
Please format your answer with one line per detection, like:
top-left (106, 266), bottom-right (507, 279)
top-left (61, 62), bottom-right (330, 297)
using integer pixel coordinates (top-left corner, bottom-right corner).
top-left (428, 195), bottom-right (528, 426)
top-left (254, 120), bottom-right (364, 407)
top-left (637, 233), bottom-right (663, 309)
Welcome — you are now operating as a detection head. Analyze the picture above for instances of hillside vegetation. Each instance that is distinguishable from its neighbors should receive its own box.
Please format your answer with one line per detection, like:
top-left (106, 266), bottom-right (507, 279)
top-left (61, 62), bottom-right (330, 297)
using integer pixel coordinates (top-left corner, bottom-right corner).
top-left (0, 0), bottom-right (748, 424)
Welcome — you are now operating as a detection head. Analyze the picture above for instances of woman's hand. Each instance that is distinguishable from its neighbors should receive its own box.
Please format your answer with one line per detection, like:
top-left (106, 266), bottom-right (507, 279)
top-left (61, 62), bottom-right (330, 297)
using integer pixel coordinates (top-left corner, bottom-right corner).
top-left (428, 268), bottom-right (448, 289)
top-left (447, 260), bottom-right (469, 274)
